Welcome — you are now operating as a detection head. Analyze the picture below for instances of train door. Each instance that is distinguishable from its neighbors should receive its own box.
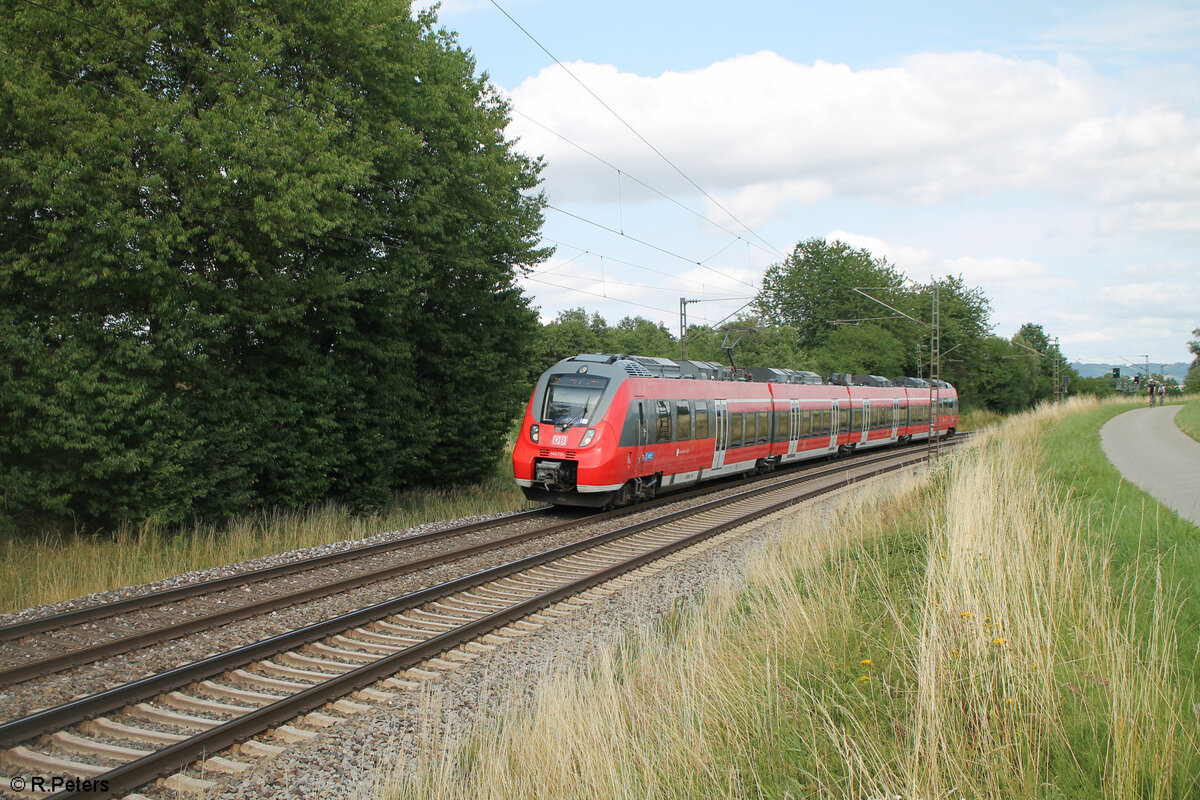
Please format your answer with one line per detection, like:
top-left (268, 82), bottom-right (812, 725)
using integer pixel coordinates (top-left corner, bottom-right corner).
top-left (789, 399), bottom-right (800, 456)
top-left (712, 400), bottom-right (727, 470)
top-left (861, 400), bottom-right (870, 445)
top-left (891, 400), bottom-right (900, 441)
top-left (829, 400), bottom-right (840, 454)
top-left (633, 400), bottom-right (648, 473)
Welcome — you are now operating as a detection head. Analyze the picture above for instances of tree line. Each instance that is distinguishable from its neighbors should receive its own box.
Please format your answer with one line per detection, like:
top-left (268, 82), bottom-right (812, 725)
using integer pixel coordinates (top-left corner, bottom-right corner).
top-left (536, 239), bottom-right (1085, 415)
top-left (0, 0), bottom-right (543, 534)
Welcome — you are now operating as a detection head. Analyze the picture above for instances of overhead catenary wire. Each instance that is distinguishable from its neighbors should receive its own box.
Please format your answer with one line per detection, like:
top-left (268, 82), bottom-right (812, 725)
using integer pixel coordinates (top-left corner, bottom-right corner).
top-left (546, 203), bottom-right (758, 290)
top-left (524, 262), bottom-right (754, 300)
top-left (523, 276), bottom-right (679, 317)
top-left (7, 0), bottom-right (765, 324)
top-left (539, 236), bottom-right (751, 291)
top-left (489, 0), bottom-right (786, 261)
top-left (511, 108), bottom-right (779, 261)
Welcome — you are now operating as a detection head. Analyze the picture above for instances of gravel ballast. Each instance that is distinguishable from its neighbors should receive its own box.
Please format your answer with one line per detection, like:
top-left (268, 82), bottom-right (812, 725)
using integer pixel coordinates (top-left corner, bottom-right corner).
top-left (196, 476), bottom-right (910, 800)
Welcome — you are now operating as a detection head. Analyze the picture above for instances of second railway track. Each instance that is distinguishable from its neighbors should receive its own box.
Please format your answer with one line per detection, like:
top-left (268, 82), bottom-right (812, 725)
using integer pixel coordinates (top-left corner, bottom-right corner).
top-left (0, 439), bottom-right (961, 800)
top-left (0, 437), bottom-right (957, 690)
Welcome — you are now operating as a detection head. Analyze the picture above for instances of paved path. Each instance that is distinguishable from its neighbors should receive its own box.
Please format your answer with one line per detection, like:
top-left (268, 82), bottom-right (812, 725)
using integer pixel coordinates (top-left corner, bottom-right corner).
top-left (1100, 404), bottom-right (1200, 527)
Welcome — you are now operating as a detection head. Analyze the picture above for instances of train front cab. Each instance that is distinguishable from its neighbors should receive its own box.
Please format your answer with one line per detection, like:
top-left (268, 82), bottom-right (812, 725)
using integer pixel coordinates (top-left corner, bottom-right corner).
top-left (513, 361), bottom-right (633, 508)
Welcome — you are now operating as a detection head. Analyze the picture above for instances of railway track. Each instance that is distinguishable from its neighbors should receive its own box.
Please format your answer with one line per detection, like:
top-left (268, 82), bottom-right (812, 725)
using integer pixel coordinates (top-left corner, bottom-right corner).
top-left (0, 507), bottom-right (563, 687)
top-left (0, 439), bottom-right (961, 799)
top-left (0, 437), bottom-right (956, 689)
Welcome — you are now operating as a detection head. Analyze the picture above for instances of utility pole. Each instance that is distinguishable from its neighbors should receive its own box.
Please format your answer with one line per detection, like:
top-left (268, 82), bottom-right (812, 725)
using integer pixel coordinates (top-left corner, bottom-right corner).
top-left (928, 282), bottom-right (941, 459)
top-left (679, 296), bottom-right (755, 359)
top-left (1054, 336), bottom-right (1062, 403)
top-left (679, 297), bottom-right (702, 358)
top-left (1011, 337), bottom-right (1065, 403)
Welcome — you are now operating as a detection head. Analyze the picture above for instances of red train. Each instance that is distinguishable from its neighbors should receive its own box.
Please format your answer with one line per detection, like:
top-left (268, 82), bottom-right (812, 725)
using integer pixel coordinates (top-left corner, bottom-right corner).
top-left (513, 354), bottom-right (958, 507)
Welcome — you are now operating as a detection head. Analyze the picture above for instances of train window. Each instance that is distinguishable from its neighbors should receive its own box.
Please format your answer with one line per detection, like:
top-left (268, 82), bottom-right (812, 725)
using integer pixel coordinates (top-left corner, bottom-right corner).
top-left (541, 374), bottom-right (610, 426)
top-left (774, 410), bottom-right (789, 442)
top-left (757, 411), bottom-right (770, 444)
top-left (694, 400), bottom-right (709, 439)
top-left (655, 400), bottom-right (671, 443)
top-left (840, 406), bottom-right (851, 432)
top-left (744, 413), bottom-right (756, 446)
top-left (798, 411), bottom-right (811, 437)
top-left (675, 400), bottom-right (692, 440)
top-left (729, 413), bottom-right (743, 448)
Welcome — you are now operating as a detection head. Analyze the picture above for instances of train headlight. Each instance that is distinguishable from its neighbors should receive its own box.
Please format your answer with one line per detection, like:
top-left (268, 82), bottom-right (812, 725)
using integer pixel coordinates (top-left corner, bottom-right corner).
top-left (580, 428), bottom-right (596, 447)
top-left (530, 424), bottom-right (540, 443)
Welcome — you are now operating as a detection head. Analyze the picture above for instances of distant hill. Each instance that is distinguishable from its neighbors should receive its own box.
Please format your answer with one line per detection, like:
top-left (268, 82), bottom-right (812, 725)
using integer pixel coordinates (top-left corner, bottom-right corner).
top-left (1071, 361), bottom-right (1189, 383)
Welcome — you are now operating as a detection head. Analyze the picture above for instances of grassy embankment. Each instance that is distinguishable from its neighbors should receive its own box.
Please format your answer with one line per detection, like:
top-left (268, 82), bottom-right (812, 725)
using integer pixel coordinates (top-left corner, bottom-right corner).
top-left (0, 473), bottom-right (533, 615)
top-left (1176, 397), bottom-right (1200, 442)
top-left (384, 397), bottom-right (1199, 800)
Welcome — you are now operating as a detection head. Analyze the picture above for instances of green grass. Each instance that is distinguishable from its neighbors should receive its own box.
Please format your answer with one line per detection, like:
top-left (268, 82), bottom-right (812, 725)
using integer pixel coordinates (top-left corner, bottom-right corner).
top-left (1176, 397), bottom-right (1200, 443)
top-left (1039, 398), bottom-right (1200, 679)
top-left (382, 398), bottom-right (1199, 800)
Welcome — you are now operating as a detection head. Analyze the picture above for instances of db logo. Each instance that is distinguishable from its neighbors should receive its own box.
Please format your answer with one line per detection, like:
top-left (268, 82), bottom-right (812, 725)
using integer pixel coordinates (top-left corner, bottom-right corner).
top-left (551, 434), bottom-right (568, 446)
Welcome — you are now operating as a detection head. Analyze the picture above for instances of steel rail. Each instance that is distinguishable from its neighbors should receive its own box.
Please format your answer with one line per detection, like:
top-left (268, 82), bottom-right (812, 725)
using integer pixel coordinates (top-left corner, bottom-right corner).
top-left (0, 439), bottom-right (959, 751)
top-left (0, 509), bottom-right (556, 643)
top-left (42, 444), bottom-right (950, 800)
top-left (0, 436), bottom-right (958, 686)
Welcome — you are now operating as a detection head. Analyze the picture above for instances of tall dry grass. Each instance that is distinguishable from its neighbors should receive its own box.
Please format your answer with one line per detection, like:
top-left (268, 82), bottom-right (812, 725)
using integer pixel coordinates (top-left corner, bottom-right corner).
top-left (381, 399), bottom-right (1197, 800)
top-left (0, 481), bottom-right (531, 614)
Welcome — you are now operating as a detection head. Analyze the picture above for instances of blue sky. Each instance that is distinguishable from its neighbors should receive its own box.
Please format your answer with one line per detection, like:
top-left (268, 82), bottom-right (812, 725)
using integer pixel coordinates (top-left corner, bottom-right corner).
top-left (419, 0), bottom-right (1199, 365)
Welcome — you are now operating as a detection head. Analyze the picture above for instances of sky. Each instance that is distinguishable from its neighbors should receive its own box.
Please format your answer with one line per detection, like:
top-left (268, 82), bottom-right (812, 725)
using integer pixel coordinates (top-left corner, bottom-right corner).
top-left (416, 0), bottom-right (1199, 365)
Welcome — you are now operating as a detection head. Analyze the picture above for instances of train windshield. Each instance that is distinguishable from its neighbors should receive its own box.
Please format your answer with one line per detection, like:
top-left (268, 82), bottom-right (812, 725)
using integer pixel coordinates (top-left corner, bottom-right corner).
top-left (541, 374), bottom-right (610, 427)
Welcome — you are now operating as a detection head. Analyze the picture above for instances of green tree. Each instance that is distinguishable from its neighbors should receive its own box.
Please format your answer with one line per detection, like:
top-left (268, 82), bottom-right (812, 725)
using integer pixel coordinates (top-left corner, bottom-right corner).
top-left (535, 308), bottom-right (611, 367)
top-left (908, 275), bottom-right (992, 406)
top-left (973, 336), bottom-right (1036, 413)
top-left (808, 325), bottom-right (908, 377)
top-left (610, 316), bottom-right (677, 359)
top-left (1186, 328), bottom-right (1200, 392)
top-left (1010, 323), bottom-right (1061, 403)
top-left (0, 0), bottom-right (545, 529)
top-left (756, 238), bottom-right (906, 350)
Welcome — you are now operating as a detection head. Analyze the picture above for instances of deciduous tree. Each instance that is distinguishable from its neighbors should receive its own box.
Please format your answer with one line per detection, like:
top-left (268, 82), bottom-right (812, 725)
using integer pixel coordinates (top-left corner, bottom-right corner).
top-left (0, 0), bottom-right (545, 530)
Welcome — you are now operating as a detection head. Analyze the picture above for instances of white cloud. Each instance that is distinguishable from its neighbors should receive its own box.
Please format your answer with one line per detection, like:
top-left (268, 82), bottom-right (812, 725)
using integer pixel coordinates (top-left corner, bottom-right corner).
top-left (506, 49), bottom-right (1199, 234)
top-left (825, 230), bottom-right (934, 273)
top-left (941, 256), bottom-right (1074, 288)
top-left (1099, 280), bottom-right (1200, 311)
top-left (694, 179), bottom-right (833, 228)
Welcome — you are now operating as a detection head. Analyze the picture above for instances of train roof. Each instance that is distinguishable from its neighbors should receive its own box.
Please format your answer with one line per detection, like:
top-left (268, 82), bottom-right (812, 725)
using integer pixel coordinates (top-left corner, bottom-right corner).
top-left (556, 354), bottom-right (953, 390)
